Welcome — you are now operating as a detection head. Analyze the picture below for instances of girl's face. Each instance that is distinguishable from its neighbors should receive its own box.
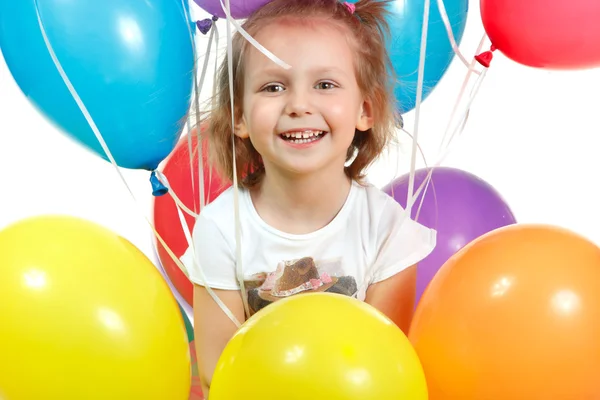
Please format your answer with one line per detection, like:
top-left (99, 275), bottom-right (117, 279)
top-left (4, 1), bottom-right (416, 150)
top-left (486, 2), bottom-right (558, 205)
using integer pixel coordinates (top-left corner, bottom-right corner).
top-left (235, 19), bottom-right (373, 179)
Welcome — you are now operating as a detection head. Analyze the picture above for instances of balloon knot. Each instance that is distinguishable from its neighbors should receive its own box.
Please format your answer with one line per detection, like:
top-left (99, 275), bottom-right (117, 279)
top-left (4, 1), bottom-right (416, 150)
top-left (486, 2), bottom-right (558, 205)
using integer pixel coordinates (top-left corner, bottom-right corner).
top-left (196, 18), bottom-right (213, 35)
top-left (150, 171), bottom-right (168, 196)
top-left (475, 45), bottom-right (496, 68)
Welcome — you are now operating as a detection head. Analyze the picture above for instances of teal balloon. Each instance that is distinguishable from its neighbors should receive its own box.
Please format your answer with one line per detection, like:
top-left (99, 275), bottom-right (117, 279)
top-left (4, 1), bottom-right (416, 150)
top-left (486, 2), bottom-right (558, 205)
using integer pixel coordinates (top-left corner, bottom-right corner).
top-left (349, 0), bottom-right (468, 113)
top-left (178, 304), bottom-right (194, 343)
top-left (0, 0), bottom-right (194, 170)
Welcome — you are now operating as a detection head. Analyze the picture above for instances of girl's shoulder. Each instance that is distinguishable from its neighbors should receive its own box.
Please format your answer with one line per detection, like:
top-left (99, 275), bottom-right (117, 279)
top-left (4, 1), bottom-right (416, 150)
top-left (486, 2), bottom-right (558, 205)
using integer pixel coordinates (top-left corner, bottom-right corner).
top-left (352, 180), bottom-right (399, 215)
top-left (193, 186), bottom-right (249, 244)
top-left (352, 180), bottom-right (435, 236)
top-left (197, 186), bottom-right (247, 221)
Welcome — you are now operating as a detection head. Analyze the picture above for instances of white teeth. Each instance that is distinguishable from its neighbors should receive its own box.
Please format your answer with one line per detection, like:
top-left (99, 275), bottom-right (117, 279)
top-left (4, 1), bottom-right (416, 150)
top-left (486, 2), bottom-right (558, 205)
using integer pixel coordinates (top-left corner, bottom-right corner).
top-left (281, 130), bottom-right (325, 144)
top-left (282, 130), bottom-right (323, 139)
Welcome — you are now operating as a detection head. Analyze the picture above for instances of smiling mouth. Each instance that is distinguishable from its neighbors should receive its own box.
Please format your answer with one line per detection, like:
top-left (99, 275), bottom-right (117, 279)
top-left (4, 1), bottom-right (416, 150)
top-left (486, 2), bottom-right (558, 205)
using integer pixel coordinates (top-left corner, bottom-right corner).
top-left (280, 130), bottom-right (327, 144)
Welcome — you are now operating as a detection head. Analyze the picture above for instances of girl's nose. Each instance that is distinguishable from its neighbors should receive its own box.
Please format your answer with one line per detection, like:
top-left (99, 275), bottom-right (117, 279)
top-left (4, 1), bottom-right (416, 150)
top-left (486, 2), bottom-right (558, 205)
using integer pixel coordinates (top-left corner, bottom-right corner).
top-left (284, 89), bottom-right (313, 117)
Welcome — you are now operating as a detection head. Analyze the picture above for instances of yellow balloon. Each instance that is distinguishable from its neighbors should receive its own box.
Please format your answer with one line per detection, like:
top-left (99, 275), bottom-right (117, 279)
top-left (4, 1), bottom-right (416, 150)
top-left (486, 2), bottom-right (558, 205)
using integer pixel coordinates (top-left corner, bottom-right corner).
top-left (210, 292), bottom-right (427, 400)
top-left (0, 215), bottom-right (190, 399)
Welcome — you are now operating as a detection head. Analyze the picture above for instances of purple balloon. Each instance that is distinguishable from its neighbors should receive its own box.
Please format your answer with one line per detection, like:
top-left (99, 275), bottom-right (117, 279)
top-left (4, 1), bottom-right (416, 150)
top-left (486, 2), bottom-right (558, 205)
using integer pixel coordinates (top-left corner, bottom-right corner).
top-left (194, 0), bottom-right (272, 19)
top-left (382, 167), bottom-right (517, 305)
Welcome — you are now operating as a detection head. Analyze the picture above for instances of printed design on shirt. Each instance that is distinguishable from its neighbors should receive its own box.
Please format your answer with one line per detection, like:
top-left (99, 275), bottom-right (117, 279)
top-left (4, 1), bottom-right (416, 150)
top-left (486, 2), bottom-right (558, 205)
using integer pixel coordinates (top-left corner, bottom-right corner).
top-left (244, 256), bottom-right (358, 316)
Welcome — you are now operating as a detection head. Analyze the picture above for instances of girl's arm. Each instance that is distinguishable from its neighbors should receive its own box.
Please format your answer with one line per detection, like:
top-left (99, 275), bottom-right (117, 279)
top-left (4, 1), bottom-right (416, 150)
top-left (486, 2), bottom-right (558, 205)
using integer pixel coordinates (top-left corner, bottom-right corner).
top-left (364, 264), bottom-right (417, 335)
top-left (193, 285), bottom-right (246, 398)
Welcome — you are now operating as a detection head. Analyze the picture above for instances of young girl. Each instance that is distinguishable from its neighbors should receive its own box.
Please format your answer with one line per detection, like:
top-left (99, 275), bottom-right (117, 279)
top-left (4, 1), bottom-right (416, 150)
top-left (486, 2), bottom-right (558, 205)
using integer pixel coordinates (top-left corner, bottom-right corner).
top-left (180, 0), bottom-right (436, 395)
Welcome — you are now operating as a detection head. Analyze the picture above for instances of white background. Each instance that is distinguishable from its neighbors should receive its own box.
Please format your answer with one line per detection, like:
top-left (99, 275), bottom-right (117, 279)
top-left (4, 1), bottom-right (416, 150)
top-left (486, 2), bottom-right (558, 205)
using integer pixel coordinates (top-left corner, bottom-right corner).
top-left (2, 0), bottom-right (600, 287)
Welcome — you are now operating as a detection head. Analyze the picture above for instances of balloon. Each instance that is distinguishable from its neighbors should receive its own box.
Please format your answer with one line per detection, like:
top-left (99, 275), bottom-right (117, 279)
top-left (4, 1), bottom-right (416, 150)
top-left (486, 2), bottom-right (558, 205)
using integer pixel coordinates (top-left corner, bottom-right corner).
top-left (211, 293), bottom-right (428, 400)
top-left (179, 304), bottom-right (195, 343)
top-left (383, 167), bottom-right (516, 304)
top-left (179, 304), bottom-right (204, 400)
top-left (154, 131), bottom-right (230, 306)
top-left (193, 0), bottom-right (272, 19)
top-left (0, 216), bottom-right (191, 399)
top-left (346, 0), bottom-right (468, 113)
top-left (480, 0), bottom-right (600, 70)
top-left (0, 0), bottom-right (194, 170)
top-left (409, 224), bottom-right (600, 399)
top-left (189, 339), bottom-right (204, 400)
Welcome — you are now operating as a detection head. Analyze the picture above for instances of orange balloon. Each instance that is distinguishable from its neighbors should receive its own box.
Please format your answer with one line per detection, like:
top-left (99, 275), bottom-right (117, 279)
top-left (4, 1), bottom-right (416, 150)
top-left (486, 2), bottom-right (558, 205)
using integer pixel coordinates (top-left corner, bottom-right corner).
top-left (409, 224), bottom-right (600, 399)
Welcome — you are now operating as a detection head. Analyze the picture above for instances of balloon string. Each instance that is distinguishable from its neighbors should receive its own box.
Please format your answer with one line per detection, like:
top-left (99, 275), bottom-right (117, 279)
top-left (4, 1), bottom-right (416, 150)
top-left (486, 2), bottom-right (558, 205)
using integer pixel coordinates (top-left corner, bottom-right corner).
top-left (404, 63), bottom-right (489, 213)
top-left (397, 32), bottom-right (488, 233)
top-left (163, 15), bottom-right (244, 327)
top-left (195, 24), bottom-right (218, 209)
top-left (178, 2), bottom-right (242, 327)
top-left (176, 0), bottom-right (198, 214)
top-left (437, 33), bottom-right (487, 155)
top-left (222, 0), bottom-right (251, 319)
top-left (186, 125), bottom-right (197, 213)
top-left (212, 26), bottom-right (220, 123)
top-left (155, 171), bottom-right (243, 327)
top-left (149, 0), bottom-right (201, 304)
top-left (435, 50), bottom-right (488, 161)
top-left (151, 236), bottom-right (195, 322)
top-left (405, 0), bottom-right (430, 215)
top-left (411, 37), bottom-right (488, 215)
top-left (217, 0), bottom-right (291, 70)
top-left (206, 23), bottom-right (221, 205)
top-left (400, 1), bottom-right (483, 216)
top-left (34, 1), bottom-right (117, 172)
top-left (436, 0), bottom-right (480, 74)
top-left (436, 67), bottom-right (488, 165)
top-left (399, 128), bottom-right (436, 224)
top-left (164, 179), bottom-right (200, 219)
top-left (390, 0), bottom-right (476, 202)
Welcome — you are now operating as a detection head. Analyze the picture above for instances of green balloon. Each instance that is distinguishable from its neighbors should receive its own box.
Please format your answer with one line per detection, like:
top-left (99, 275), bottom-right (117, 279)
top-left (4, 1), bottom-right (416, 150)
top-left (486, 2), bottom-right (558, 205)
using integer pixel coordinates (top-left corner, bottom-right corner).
top-left (178, 304), bottom-right (194, 343)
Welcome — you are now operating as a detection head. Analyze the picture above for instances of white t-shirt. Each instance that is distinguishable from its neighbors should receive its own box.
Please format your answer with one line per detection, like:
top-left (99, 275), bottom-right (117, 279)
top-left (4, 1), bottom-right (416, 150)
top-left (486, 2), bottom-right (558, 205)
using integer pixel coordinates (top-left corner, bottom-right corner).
top-left (180, 181), bottom-right (436, 317)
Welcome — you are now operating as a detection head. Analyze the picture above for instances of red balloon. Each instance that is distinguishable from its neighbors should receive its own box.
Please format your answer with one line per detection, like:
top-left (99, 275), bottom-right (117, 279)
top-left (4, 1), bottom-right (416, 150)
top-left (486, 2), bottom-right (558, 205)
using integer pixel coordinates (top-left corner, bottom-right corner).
top-left (480, 0), bottom-right (600, 70)
top-left (153, 130), bottom-right (230, 306)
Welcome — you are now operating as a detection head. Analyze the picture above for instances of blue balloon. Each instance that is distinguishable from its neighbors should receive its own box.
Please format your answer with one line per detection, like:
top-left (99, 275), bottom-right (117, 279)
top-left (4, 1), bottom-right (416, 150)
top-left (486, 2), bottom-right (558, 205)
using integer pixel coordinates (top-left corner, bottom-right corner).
top-left (0, 0), bottom-right (194, 170)
top-left (348, 0), bottom-right (468, 113)
top-left (389, 0), bottom-right (468, 113)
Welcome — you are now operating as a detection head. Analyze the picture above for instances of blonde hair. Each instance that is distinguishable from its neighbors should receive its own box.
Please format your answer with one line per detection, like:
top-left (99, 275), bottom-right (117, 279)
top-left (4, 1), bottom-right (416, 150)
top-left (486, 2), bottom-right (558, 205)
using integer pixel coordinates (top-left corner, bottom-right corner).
top-left (200, 0), bottom-right (401, 188)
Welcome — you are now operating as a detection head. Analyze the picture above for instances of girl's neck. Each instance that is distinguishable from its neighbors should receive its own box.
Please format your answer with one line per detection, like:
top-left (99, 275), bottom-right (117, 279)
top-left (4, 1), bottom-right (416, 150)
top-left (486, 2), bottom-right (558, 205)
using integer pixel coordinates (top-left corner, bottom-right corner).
top-left (250, 168), bottom-right (352, 235)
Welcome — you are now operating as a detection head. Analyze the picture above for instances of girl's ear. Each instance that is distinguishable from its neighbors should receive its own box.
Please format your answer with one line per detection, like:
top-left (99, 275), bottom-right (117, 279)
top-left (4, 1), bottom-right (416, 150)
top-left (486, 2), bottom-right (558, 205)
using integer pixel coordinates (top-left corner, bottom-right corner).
top-left (356, 98), bottom-right (374, 132)
top-left (234, 114), bottom-right (250, 139)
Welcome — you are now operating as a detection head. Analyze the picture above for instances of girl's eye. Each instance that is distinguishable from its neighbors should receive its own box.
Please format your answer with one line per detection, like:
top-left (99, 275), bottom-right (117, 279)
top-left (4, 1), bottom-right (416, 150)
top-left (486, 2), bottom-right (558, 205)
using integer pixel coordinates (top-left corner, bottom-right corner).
top-left (262, 84), bottom-right (284, 93)
top-left (316, 81), bottom-right (336, 90)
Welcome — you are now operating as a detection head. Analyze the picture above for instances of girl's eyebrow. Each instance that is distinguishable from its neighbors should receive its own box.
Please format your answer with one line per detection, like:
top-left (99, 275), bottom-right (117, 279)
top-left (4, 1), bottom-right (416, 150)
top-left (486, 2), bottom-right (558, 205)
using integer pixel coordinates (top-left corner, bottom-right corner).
top-left (249, 65), bottom-right (350, 80)
top-left (248, 66), bottom-right (288, 80)
top-left (309, 66), bottom-right (350, 78)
